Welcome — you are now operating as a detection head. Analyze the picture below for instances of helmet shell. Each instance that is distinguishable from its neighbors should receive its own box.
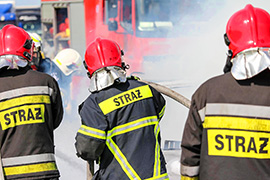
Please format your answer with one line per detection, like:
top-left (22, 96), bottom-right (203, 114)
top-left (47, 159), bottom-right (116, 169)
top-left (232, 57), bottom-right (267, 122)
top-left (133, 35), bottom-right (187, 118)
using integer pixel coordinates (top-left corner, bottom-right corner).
top-left (0, 24), bottom-right (34, 60)
top-left (226, 4), bottom-right (270, 58)
top-left (84, 37), bottom-right (122, 76)
top-left (53, 48), bottom-right (82, 76)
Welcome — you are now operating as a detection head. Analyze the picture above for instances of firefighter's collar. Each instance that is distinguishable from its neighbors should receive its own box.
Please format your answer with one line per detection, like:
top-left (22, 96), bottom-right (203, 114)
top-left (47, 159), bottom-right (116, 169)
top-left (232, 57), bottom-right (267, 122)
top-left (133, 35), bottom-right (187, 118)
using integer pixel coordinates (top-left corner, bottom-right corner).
top-left (89, 66), bottom-right (127, 92)
top-left (231, 47), bottom-right (270, 80)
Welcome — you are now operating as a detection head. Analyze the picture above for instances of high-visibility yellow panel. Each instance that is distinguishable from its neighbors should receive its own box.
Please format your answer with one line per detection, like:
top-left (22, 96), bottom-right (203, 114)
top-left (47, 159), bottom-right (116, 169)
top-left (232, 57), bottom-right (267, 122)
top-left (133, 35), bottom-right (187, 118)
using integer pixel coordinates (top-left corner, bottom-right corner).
top-left (99, 85), bottom-right (153, 115)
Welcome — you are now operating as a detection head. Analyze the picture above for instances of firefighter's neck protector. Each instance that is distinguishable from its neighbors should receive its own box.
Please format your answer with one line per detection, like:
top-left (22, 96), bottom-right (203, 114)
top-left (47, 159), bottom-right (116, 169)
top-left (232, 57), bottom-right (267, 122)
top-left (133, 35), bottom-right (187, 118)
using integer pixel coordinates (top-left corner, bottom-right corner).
top-left (231, 47), bottom-right (270, 80)
top-left (0, 55), bottom-right (28, 69)
top-left (89, 66), bottom-right (126, 92)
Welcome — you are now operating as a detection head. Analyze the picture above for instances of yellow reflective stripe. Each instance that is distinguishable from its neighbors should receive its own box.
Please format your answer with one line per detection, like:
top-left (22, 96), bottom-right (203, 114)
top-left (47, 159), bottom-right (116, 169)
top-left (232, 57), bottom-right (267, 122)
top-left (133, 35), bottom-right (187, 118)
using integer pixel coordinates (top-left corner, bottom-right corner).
top-left (159, 105), bottom-right (165, 119)
top-left (145, 173), bottom-right (169, 180)
top-left (181, 175), bottom-right (199, 180)
top-left (0, 95), bottom-right (50, 111)
top-left (203, 116), bottom-right (270, 131)
top-left (153, 123), bottom-right (161, 177)
top-left (107, 116), bottom-right (158, 138)
top-left (78, 125), bottom-right (106, 140)
top-left (106, 116), bottom-right (159, 179)
top-left (55, 59), bottom-right (62, 66)
top-left (106, 138), bottom-right (141, 180)
top-left (99, 85), bottom-right (153, 115)
top-left (4, 162), bottom-right (57, 176)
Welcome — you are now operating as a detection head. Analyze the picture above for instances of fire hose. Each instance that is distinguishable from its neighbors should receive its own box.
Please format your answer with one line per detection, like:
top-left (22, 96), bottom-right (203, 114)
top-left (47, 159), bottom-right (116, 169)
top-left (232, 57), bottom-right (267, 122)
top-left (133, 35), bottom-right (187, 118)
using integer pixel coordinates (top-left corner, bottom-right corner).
top-left (139, 79), bottom-right (191, 109)
top-left (87, 80), bottom-right (191, 179)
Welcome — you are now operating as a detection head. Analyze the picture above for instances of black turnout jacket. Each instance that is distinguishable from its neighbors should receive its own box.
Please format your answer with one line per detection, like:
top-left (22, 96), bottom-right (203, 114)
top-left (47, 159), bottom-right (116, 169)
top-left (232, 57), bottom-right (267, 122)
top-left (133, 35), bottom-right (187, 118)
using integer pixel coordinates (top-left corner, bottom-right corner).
top-left (75, 77), bottom-right (169, 180)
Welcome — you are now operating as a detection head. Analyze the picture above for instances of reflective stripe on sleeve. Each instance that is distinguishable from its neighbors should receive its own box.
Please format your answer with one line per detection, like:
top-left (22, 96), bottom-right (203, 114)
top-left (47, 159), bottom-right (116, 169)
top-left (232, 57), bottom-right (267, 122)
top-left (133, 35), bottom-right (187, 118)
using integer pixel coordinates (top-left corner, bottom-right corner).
top-left (78, 125), bottom-right (106, 140)
top-left (159, 105), bottom-right (165, 119)
top-left (181, 164), bottom-right (199, 177)
top-left (2, 153), bottom-right (55, 166)
top-left (0, 86), bottom-right (53, 100)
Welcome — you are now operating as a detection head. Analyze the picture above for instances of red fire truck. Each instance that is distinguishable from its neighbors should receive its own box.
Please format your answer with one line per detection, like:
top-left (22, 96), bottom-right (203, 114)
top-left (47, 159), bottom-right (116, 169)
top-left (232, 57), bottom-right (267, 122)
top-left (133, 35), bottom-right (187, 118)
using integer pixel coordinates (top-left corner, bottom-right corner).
top-left (40, 0), bottom-right (189, 75)
top-left (40, 0), bottom-right (223, 111)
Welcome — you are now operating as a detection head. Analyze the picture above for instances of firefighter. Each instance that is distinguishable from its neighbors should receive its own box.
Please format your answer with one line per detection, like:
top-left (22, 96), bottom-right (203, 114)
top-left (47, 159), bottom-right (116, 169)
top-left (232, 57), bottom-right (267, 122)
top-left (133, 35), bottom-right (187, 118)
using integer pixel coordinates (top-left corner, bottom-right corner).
top-left (180, 4), bottom-right (270, 180)
top-left (28, 32), bottom-right (46, 71)
top-left (0, 24), bottom-right (63, 179)
top-left (75, 37), bottom-right (169, 180)
top-left (29, 30), bottom-right (83, 113)
top-left (44, 48), bottom-right (82, 113)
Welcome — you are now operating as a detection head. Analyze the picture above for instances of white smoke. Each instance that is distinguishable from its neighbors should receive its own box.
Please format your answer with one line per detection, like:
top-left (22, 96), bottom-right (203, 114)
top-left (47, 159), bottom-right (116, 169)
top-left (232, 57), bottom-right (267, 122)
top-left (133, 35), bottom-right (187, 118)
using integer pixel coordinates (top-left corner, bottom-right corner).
top-left (50, 1), bottom-right (270, 179)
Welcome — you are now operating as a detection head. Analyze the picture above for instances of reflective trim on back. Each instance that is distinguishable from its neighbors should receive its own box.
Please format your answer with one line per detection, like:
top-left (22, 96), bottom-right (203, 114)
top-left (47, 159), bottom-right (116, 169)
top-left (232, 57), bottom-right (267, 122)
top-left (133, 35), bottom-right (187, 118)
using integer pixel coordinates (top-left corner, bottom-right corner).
top-left (199, 103), bottom-right (270, 121)
top-left (0, 86), bottom-right (53, 100)
top-left (0, 95), bottom-right (50, 130)
top-left (4, 162), bottom-right (57, 176)
top-left (107, 116), bottom-right (158, 138)
top-left (2, 153), bottom-right (57, 176)
top-left (201, 103), bottom-right (270, 159)
top-left (106, 138), bottom-right (141, 180)
top-left (203, 116), bottom-right (270, 132)
top-left (0, 95), bottom-right (50, 111)
top-left (98, 85), bottom-right (153, 115)
top-left (106, 116), bottom-right (160, 180)
top-left (153, 123), bottom-right (161, 177)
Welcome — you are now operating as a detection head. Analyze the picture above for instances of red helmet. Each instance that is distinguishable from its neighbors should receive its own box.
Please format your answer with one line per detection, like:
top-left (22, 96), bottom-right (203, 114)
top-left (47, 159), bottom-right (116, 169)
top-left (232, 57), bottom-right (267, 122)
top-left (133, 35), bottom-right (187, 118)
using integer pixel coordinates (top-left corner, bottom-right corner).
top-left (84, 37), bottom-right (122, 77)
top-left (0, 24), bottom-right (34, 61)
top-left (225, 4), bottom-right (270, 58)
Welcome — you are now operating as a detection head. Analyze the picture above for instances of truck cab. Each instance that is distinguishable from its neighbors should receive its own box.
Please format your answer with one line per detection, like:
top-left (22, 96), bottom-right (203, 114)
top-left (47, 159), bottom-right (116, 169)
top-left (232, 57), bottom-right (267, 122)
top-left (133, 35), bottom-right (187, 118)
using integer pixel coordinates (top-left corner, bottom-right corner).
top-left (16, 6), bottom-right (41, 36)
top-left (0, 1), bottom-right (16, 29)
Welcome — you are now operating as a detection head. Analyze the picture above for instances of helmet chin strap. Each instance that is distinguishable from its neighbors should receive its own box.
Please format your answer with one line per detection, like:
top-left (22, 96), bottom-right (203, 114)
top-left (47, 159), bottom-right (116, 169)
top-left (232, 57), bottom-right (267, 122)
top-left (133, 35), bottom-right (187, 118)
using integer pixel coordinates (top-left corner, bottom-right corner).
top-left (223, 33), bottom-right (233, 73)
top-left (23, 51), bottom-right (32, 60)
top-left (121, 62), bottom-right (130, 71)
top-left (223, 50), bottom-right (233, 73)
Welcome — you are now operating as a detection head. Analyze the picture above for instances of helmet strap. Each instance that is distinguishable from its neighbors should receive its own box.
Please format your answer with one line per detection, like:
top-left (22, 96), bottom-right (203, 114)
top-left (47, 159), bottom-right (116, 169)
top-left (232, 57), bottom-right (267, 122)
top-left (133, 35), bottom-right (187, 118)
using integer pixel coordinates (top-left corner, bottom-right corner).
top-left (121, 62), bottom-right (130, 70)
top-left (224, 33), bottom-right (230, 46)
top-left (83, 60), bottom-right (92, 78)
top-left (23, 52), bottom-right (31, 60)
top-left (223, 50), bottom-right (233, 73)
